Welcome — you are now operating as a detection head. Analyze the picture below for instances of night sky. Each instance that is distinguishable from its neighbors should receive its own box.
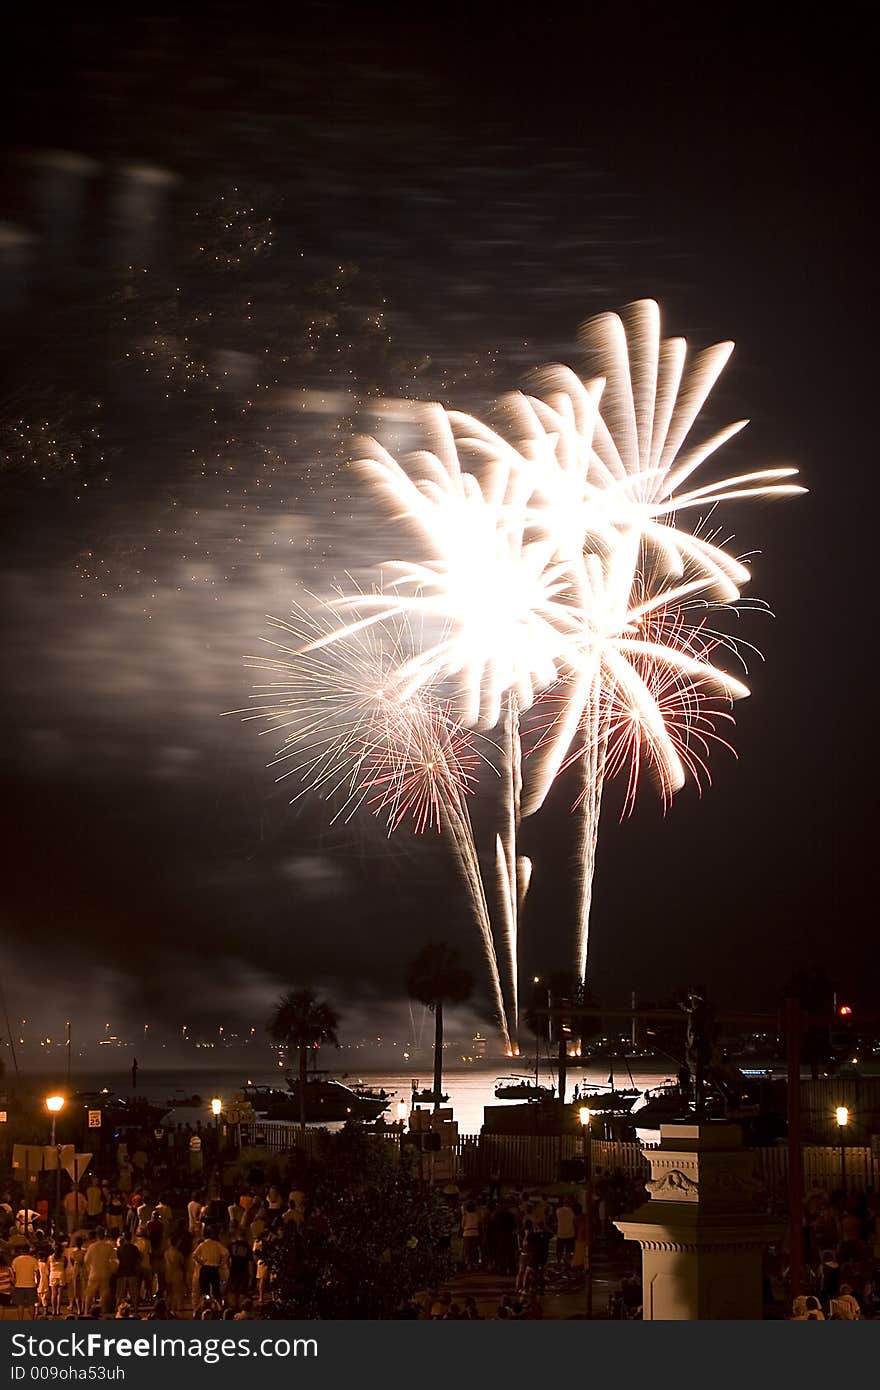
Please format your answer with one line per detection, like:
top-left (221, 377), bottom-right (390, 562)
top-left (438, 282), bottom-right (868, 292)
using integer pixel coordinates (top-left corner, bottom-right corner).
top-left (0, 7), bottom-right (868, 1043)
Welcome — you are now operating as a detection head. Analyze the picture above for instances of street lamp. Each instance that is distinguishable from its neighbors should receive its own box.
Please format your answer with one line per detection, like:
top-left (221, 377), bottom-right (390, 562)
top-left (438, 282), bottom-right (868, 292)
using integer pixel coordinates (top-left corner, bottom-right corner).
top-left (836, 1106), bottom-right (849, 1191)
top-left (45, 1095), bottom-right (65, 1237)
top-left (579, 1105), bottom-right (593, 1318)
top-left (211, 1097), bottom-right (222, 1153)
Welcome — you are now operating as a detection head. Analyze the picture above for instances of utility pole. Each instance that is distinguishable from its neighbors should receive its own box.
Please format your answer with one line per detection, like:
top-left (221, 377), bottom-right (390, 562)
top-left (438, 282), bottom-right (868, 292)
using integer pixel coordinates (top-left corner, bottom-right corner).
top-left (785, 996), bottom-right (804, 1298)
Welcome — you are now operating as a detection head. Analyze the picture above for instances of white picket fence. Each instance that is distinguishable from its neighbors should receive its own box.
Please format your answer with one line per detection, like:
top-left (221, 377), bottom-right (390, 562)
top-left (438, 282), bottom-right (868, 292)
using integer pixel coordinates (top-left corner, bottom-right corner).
top-left (237, 1122), bottom-right (876, 1194)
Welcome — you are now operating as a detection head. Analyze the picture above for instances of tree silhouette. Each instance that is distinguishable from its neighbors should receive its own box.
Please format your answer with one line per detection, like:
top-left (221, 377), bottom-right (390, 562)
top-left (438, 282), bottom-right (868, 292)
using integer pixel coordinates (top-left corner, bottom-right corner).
top-left (268, 1125), bottom-right (452, 1317)
top-left (267, 988), bottom-right (340, 1129)
top-left (405, 943), bottom-right (472, 1110)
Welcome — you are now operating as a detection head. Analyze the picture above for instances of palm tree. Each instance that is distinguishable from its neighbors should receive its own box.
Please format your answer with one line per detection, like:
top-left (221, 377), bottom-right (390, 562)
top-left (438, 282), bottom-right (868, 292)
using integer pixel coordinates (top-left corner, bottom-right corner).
top-left (267, 988), bottom-right (341, 1130)
top-left (406, 942), bottom-right (472, 1111)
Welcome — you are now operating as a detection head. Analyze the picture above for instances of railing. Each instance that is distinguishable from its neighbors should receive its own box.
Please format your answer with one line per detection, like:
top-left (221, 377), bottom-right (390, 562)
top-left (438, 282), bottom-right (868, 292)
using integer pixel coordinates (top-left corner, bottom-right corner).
top-left (236, 1122), bottom-right (877, 1193)
top-left (238, 1121), bottom-right (400, 1158)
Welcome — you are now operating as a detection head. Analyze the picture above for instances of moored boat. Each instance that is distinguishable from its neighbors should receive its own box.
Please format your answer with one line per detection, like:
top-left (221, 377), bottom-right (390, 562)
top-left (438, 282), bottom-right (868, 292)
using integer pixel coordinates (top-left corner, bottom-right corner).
top-left (494, 1075), bottom-right (556, 1102)
top-left (241, 1076), bottom-right (390, 1122)
top-left (410, 1079), bottom-right (448, 1105)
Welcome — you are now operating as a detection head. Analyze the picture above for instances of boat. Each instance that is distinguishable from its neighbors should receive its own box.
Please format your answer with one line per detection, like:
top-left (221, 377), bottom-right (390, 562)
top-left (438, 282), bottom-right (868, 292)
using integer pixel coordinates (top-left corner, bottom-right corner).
top-left (575, 1085), bottom-right (640, 1113)
top-left (411, 1079), bottom-right (448, 1105)
top-left (494, 1075), bottom-right (556, 1102)
top-left (241, 1077), bottom-right (390, 1123)
top-left (346, 1080), bottom-right (395, 1104)
top-left (164, 1090), bottom-right (204, 1109)
top-left (630, 1083), bottom-right (693, 1127)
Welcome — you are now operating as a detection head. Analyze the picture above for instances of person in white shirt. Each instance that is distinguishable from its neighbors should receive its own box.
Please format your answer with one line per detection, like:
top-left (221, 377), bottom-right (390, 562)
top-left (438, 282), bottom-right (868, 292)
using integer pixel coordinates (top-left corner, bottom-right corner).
top-left (48, 1244), bottom-right (68, 1316)
top-left (15, 1209), bottom-right (41, 1236)
top-left (554, 1199), bottom-right (576, 1267)
top-left (63, 1188), bottom-right (88, 1235)
top-left (461, 1202), bottom-right (482, 1270)
top-left (187, 1195), bottom-right (203, 1238)
top-left (192, 1235), bottom-right (228, 1304)
top-left (11, 1249), bottom-right (40, 1319)
top-left (83, 1229), bottom-right (118, 1315)
top-left (85, 1178), bottom-right (104, 1226)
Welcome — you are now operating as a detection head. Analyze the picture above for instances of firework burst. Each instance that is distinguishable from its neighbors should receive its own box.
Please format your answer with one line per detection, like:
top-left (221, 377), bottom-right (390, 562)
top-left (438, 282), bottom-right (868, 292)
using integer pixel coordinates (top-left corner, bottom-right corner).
top-left (236, 298), bottom-right (803, 1043)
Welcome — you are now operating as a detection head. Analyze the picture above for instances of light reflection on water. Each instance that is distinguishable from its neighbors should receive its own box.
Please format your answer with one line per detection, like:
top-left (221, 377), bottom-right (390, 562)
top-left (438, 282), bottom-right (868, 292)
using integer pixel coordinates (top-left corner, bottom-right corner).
top-left (18, 1061), bottom-right (680, 1136)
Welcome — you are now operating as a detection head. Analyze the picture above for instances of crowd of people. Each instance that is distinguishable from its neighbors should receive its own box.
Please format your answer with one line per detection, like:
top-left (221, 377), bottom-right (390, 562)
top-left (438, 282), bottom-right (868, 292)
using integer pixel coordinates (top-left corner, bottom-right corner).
top-left (0, 1123), bottom-right (646, 1322)
top-left (0, 1181), bottom-right (279, 1320)
top-left (785, 1179), bottom-right (880, 1319)
top-left (2, 1124), bottom-right (878, 1320)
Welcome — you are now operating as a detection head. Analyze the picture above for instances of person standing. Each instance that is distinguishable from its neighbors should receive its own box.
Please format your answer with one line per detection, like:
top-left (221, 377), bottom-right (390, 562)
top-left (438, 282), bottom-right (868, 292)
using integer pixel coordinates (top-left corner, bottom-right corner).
top-left (0, 1253), bottom-right (14, 1312)
top-left (132, 1227), bottom-right (152, 1303)
top-left (153, 1196), bottom-right (173, 1234)
top-left (192, 1233), bottom-right (228, 1306)
top-left (187, 1192), bottom-right (204, 1240)
top-left (571, 1202), bottom-right (587, 1275)
top-left (11, 1247), bottom-right (40, 1320)
top-left (36, 1252), bottom-right (51, 1317)
top-left (48, 1244), bottom-right (68, 1317)
top-left (146, 1210), bottom-right (166, 1299)
top-left (114, 1234), bottom-right (142, 1311)
top-left (461, 1202), bottom-right (481, 1270)
top-left (163, 1240), bottom-right (187, 1316)
top-left (118, 1157), bottom-right (133, 1196)
top-left (63, 1186), bottom-right (88, 1237)
top-left (67, 1237), bottom-right (87, 1315)
top-left (105, 1190), bottom-right (125, 1236)
top-left (224, 1236), bottom-right (254, 1312)
top-left (227, 1196), bottom-right (245, 1236)
top-left (554, 1198), bottom-right (576, 1269)
top-left (85, 1177), bottom-right (104, 1230)
top-left (84, 1229), bottom-right (118, 1316)
top-left (516, 1220), bottom-right (536, 1294)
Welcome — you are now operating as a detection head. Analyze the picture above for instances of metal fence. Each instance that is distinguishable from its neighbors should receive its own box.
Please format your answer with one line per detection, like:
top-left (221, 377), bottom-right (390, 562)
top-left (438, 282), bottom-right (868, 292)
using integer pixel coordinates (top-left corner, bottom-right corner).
top-left (237, 1122), bottom-right (877, 1194)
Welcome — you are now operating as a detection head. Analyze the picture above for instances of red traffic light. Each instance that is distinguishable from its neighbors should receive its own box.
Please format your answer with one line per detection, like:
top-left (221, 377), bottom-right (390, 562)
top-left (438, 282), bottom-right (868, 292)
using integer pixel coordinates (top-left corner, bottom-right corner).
top-left (838, 1005), bottom-right (853, 1017)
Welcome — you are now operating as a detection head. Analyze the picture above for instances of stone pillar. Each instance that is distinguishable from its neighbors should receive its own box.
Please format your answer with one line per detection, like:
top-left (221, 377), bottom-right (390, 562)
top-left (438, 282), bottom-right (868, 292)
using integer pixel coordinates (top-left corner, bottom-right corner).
top-left (614, 1122), bottom-right (783, 1320)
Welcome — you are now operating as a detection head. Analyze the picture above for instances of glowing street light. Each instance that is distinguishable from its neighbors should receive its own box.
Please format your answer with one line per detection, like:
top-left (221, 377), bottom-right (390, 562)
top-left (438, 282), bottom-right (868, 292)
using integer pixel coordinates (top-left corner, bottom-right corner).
top-left (836, 1105), bottom-right (850, 1190)
top-left (579, 1106), bottom-right (593, 1317)
top-left (397, 1099), bottom-right (408, 1135)
top-left (211, 1096), bottom-right (222, 1152)
top-left (45, 1095), bottom-right (65, 1236)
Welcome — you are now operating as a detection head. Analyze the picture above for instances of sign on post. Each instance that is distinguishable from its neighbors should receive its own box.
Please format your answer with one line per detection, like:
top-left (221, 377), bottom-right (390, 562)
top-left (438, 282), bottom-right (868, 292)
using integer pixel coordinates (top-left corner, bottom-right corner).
top-left (88, 1110), bottom-right (102, 1129)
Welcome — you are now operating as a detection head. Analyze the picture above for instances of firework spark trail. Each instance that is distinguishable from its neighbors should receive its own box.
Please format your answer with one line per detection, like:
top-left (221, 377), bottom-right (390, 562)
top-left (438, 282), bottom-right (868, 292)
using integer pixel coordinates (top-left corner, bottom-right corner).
top-left (600, 606), bottom-right (738, 816)
top-left (495, 691), bottom-right (523, 1030)
top-left (237, 594), bottom-right (512, 1047)
top-left (445, 787), bottom-right (512, 1054)
top-left (362, 695), bottom-right (513, 1051)
top-left (530, 597), bottom-right (741, 975)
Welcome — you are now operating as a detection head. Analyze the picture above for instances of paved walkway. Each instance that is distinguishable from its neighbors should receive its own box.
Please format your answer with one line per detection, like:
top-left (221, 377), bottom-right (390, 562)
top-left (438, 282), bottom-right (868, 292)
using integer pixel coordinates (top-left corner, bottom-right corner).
top-left (443, 1242), bottom-right (631, 1319)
